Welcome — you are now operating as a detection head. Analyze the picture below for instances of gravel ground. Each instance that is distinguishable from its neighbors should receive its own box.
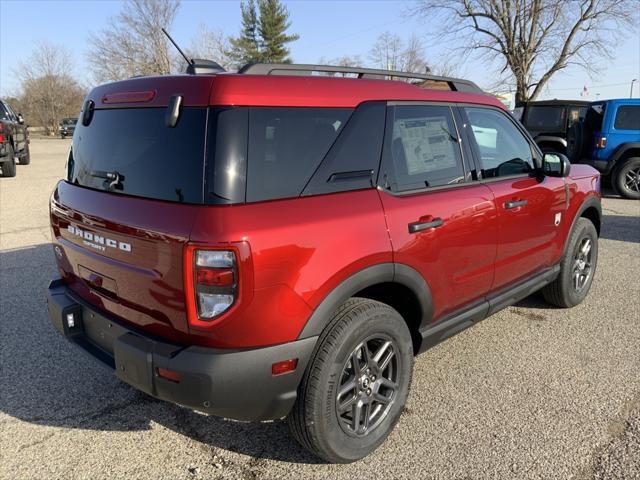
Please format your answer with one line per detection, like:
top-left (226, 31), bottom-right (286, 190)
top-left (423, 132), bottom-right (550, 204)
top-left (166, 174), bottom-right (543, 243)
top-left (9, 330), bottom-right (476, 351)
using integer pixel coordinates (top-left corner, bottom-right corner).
top-left (1, 138), bottom-right (639, 480)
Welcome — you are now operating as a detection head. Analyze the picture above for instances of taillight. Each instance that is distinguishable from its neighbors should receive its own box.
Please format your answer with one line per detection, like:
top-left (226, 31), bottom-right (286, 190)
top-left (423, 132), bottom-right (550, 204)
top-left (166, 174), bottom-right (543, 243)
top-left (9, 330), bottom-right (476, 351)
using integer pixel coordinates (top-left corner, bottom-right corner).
top-left (0, 122), bottom-right (4, 144)
top-left (596, 136), bottom-right (607, 149)
top-left (184, 246), bottom-right (238, 326)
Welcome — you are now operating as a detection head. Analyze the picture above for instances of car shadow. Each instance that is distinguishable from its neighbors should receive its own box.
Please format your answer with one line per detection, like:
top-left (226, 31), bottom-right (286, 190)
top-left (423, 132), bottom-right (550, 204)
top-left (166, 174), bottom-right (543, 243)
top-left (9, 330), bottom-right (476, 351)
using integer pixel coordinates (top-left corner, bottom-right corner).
top-left (601, 214), bottom-right (640, 244)
top-left (0, 243), bottom-right (321, 464)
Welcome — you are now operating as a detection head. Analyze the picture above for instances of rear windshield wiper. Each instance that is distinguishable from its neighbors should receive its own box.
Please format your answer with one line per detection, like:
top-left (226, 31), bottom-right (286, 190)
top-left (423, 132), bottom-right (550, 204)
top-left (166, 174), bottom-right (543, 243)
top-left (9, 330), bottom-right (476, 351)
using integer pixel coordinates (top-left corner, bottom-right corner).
top-left (90, 170), bottom-right (124, 190)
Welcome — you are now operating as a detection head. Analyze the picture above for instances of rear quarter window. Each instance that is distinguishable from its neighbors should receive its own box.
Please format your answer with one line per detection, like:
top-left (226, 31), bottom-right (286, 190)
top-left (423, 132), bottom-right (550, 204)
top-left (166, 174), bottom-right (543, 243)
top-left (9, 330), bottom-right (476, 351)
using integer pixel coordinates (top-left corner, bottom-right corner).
top-left (613, 105), bottom-right (640, 130)
top-left (246, 107), bottom-right (352, 202)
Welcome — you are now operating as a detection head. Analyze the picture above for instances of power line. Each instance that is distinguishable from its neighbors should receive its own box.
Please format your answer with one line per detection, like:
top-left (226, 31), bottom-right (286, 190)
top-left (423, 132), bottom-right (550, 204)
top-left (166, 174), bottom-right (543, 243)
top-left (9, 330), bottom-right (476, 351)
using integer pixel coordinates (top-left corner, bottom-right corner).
top-left (547, 81), bottom-right (631, 91)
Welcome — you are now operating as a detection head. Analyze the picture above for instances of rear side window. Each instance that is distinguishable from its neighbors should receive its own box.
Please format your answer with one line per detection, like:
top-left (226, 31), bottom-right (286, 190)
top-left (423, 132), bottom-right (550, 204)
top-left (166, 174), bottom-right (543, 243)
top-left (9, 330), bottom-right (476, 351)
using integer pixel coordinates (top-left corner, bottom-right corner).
top-left (381, 104), bottom-right (465, 192)
top-left (302, 102), bottom-right (386, 196)
top-left (246, 107), bottom-right (352, 202)
top-left (68, 108), bottom-right (207, 203)
top-left (614, 106), bottom-right (640, 130)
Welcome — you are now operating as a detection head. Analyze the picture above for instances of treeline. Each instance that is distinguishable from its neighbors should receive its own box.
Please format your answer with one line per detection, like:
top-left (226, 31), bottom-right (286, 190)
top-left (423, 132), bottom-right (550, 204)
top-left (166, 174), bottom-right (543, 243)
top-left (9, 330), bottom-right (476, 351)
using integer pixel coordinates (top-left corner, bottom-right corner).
top-left (8, 0), bottom-right (632, 133)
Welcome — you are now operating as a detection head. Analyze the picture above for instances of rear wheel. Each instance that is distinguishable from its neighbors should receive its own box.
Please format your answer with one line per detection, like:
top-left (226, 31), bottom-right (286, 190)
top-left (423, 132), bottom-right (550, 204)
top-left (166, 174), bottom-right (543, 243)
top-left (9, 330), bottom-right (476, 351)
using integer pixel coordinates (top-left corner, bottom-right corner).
top-left (1, 145), bottom-right (16, 177)
top-left (542, 218), bottom-right (598, 308)
top-left (612, 157), bottom-right (640, 200)
top-left (288, 298), bottom-right (413, 463)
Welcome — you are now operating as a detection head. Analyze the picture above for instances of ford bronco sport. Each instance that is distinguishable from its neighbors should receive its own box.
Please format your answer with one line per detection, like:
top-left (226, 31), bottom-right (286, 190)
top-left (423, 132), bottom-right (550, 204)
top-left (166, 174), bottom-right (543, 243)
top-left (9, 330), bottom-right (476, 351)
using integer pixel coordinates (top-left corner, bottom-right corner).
top-left (47, 63), bottom-right (602, 463)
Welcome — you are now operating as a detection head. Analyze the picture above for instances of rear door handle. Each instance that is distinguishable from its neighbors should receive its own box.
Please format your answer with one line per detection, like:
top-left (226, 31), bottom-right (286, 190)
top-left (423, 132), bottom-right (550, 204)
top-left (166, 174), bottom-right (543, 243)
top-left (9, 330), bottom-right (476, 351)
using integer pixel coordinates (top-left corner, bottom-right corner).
top-left (504, 199), bottom-right (528, 209)
top-left (408, 217), bottom-right (444, 234)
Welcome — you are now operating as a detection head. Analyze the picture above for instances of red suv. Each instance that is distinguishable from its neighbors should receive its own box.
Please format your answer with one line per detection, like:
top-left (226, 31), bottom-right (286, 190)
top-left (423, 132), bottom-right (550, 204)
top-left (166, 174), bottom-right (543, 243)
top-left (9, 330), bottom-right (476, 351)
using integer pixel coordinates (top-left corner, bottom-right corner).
top-left (47, 64), bottom-right (602, 463)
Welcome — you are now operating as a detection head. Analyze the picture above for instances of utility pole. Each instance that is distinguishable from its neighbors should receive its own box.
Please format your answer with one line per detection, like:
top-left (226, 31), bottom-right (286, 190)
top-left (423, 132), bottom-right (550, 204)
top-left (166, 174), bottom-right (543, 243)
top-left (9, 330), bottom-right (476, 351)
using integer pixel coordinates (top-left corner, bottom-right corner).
top-left (631, 79), bottom-right (638, 98)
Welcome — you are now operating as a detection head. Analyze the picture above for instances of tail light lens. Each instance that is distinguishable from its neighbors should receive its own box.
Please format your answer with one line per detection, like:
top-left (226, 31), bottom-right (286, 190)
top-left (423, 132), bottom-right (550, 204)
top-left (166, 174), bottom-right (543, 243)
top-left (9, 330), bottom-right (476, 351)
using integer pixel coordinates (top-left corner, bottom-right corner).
top-left (185, 246), bottom-right (238, 326)
top-left (0, 122), bottom-right (4, 144)
top-left (596, 136), bottom-right (607, 149)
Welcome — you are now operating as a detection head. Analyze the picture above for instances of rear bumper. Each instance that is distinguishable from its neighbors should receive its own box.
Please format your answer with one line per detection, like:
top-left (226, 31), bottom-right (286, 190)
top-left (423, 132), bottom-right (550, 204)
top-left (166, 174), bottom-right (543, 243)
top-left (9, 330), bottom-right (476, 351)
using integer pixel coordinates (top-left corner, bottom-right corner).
top-left (47, 279), bottom-right (317, 421)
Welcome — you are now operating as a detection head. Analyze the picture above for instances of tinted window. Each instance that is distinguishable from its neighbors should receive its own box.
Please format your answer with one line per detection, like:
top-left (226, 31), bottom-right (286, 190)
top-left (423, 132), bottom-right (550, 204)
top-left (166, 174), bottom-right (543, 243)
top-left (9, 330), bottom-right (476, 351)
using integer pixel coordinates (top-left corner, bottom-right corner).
top-left (382, 105), bottom-right (465, 192)
top-left (206, 107), bottom-right (248, 204)
top-left (524, 106), bottom-right (565, 130)
top-left (302, 102), bottom-right (385, 196)
top-left (68, 107), bottom-right (207, 203)
top-left (246, 107), bottom-right (352, 202)
top-left (465, 107), bottom-right (535, 178)
top-left (614, 106), bottom-right (640, 130)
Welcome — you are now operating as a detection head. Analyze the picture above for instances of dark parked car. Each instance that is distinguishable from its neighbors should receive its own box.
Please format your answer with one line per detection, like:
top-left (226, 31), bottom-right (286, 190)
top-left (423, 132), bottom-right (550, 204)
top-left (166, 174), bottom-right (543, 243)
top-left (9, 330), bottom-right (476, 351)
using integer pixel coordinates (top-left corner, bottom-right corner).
top-left (0, 98), bottom-right (30, 177)
top-left (518, 100), bottom-right (590, 154)
top-left (567, 99), bottom-right (640, 199)
top-left (60, 117), bottom-right (78, 139)
top-left (47, 63), bottom-right (601, 463)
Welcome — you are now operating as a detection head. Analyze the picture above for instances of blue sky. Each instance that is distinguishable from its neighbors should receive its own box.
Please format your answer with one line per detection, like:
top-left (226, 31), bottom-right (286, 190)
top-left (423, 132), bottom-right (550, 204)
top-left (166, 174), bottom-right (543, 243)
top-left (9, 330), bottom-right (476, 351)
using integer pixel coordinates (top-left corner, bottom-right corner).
top-left (1, 0), bottom-right (639, 101)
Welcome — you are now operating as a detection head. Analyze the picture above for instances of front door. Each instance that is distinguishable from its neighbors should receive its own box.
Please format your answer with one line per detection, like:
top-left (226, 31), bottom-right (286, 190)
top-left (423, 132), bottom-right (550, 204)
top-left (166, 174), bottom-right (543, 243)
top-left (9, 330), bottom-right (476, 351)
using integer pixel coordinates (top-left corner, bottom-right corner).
top-left (461, 106), bottom-right (566, 292)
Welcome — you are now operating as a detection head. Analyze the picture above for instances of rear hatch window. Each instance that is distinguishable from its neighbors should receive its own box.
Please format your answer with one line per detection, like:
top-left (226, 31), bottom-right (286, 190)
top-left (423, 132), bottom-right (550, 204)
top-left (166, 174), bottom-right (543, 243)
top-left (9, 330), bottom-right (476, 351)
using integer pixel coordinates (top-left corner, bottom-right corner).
top-left (68, 108), bottom-right (207, 203)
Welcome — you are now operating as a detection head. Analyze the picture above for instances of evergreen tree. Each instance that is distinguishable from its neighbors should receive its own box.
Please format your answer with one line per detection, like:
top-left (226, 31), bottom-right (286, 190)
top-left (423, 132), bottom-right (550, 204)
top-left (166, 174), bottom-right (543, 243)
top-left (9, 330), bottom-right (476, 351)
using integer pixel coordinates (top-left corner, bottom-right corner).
top-left (257, 0), bottom-right (298, 63)
top-left (228, 0), bottom-right (260, 65)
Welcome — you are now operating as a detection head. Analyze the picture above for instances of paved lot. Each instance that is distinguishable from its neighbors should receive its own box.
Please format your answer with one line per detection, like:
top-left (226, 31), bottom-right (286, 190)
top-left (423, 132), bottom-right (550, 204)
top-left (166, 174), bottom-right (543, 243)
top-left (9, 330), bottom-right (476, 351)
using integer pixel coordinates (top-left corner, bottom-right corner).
top-left (1, 138), bottom-right (639, 479)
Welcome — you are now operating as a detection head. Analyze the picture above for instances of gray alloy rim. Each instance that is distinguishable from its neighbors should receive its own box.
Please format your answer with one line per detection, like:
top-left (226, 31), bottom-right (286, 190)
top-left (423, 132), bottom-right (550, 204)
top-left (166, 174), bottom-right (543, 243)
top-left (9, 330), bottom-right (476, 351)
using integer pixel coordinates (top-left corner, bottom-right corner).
top-left (573, 237), bottom-right (593, 292)
top-left (335, 335), bottom-right (399, 437)
top-left (623, 166), bottom-right (640, 193)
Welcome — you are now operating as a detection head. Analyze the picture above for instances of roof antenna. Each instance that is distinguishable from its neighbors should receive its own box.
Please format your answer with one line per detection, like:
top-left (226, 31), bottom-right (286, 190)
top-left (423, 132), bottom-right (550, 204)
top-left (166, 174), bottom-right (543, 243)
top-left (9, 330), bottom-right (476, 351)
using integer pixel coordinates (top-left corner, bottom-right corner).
top-left (162, 28), bottom-right (193, 68)
top-left (161, 27), bottom-right (226, 75)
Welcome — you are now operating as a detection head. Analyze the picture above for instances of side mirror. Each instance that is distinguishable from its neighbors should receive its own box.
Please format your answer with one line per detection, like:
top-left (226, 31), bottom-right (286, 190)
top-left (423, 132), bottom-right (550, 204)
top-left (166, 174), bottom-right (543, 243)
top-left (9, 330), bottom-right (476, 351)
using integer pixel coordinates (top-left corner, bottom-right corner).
top-left (17, 114), bottom-right (24, 125)
top-left (542, 152), bottom-right (571, 177)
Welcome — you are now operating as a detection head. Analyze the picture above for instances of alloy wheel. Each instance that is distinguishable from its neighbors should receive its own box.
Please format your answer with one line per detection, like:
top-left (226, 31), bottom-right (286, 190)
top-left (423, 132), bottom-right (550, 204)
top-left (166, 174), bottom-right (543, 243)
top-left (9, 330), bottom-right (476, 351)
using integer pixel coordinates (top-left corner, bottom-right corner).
top-left (336, 335), bottom-right (399, 437)
top-left (573, 237), bottom-right (593, 292)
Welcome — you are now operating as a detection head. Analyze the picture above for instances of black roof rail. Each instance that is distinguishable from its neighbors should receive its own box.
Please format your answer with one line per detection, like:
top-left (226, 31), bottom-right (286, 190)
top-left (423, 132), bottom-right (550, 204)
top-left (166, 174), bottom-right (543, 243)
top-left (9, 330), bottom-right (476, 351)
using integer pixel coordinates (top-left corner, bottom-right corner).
top-left (238, 63), bottom-right (483, 93)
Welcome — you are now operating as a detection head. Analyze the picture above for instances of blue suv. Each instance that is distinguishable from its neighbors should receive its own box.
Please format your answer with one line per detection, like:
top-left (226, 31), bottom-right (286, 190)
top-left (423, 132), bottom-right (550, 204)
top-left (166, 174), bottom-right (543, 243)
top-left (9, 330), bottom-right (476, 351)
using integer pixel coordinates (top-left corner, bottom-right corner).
top-left (567, 98), bottom-right (640, 199)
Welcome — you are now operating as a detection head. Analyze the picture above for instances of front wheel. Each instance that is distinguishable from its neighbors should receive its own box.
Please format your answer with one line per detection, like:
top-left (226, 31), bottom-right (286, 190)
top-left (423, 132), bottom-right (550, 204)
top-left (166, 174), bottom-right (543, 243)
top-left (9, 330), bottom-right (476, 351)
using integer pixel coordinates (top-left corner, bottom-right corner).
top-left (19, 144), bottom-right (30, 165)
top-left (613, 157), bottom-right (640, 200)
top-left (288, 298), bottom-right (414, 463)
top-left (542, 217), bottom-right (598, 307)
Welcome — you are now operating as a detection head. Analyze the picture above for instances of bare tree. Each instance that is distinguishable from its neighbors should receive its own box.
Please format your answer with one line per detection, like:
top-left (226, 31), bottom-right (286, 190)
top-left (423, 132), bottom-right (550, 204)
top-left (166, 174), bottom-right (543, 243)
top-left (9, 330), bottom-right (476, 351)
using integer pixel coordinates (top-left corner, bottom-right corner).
top-left (185, 24), bottom-right (233, 72)
top-left (369, 32), bottom-right (431, 75)
top-left (87, 0), bottom-right (180, 82)
top-left (415, 0), bottom-right (632, 103)
top-left (15, 42), bottom-right (85, 134)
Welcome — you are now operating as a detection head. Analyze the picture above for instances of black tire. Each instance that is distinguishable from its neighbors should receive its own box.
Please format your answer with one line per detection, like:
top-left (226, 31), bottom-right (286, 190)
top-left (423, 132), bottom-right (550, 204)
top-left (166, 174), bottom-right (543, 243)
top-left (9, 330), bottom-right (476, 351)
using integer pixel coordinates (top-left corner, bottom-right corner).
top-left (542, 218), bottom-right (598, 308)
top-left (612, 157), bottom-right (640, 200)
top-left (288, 298), bottom-right (414, 463)
top-left (19, 144), bottom-right (30, 165)
top-left (1, 145), bottom-right (16, 177)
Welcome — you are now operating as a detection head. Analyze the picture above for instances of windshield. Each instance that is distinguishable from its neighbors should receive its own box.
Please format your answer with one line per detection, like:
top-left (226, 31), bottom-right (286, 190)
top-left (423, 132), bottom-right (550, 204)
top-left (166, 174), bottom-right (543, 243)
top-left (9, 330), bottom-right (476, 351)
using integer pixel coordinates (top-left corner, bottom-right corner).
top-left (524, 106), bottom-right (566, 131)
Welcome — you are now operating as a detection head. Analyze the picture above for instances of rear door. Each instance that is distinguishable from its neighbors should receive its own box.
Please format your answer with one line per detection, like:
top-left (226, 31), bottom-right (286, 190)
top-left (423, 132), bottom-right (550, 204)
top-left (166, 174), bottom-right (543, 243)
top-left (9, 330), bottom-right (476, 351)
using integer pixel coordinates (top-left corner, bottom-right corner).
top-left (461, 106), bottom-right (566, 292)
top-left (377, 102), bottom-right (498, 323)
top-left (50, 106), bottom-right (207, 340)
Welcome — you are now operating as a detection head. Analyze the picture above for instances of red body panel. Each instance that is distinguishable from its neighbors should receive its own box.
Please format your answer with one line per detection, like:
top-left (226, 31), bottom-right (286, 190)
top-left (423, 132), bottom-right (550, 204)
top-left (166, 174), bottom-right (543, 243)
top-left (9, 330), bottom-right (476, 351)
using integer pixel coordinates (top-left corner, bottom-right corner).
top-left (485, 175), bottom-right (567, 291)
top-left (188, 189), bottom-right (392, 347)
top-left (378, 185), bottom-right (498, 321)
